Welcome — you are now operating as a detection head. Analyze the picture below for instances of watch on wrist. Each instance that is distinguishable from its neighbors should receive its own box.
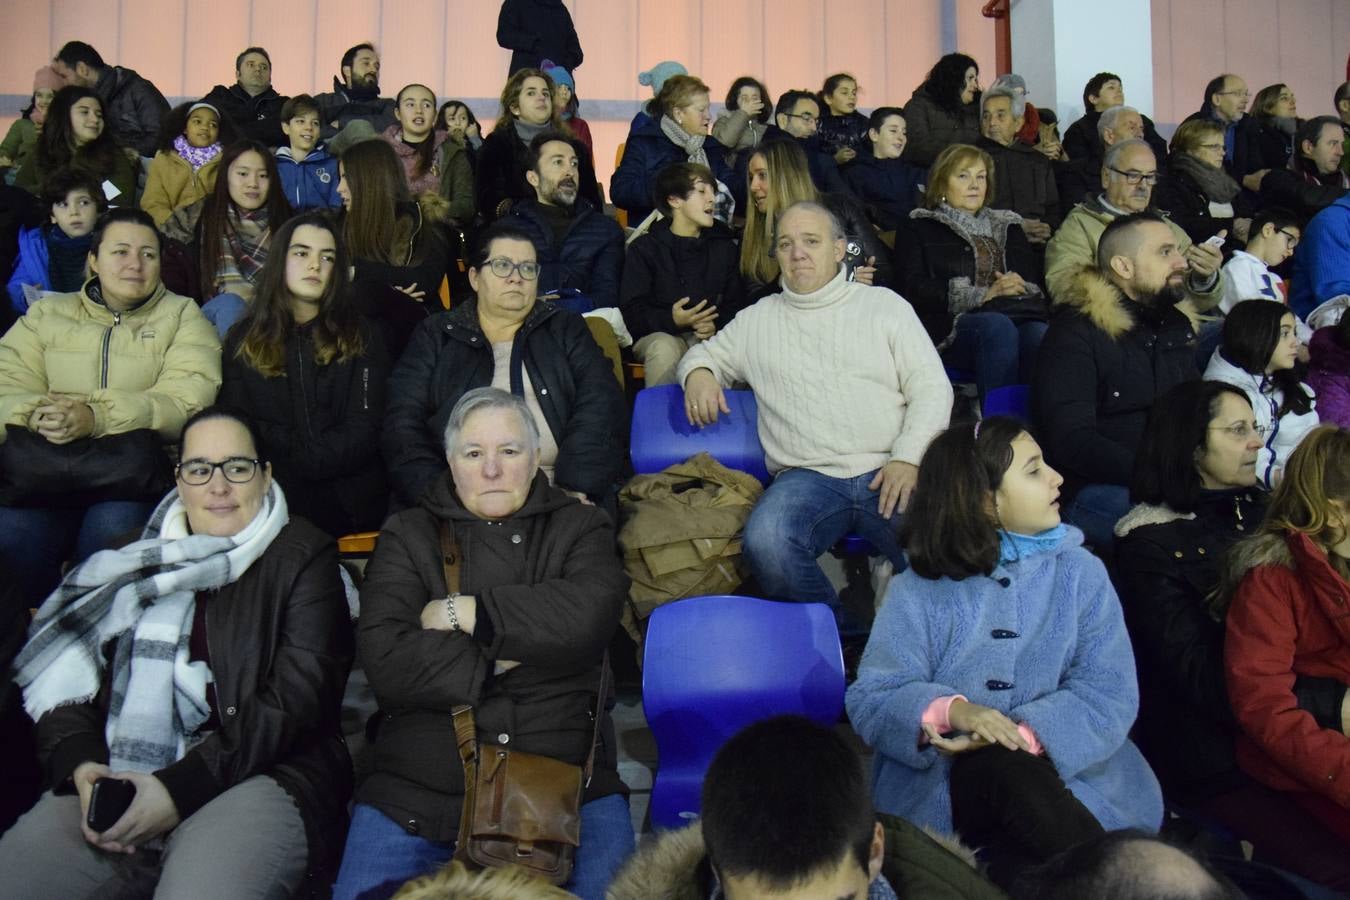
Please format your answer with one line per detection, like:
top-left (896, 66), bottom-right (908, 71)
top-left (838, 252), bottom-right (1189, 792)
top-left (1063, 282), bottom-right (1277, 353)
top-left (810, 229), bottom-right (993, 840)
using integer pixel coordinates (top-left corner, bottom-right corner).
top-left (444, 593), bottom-right (461, 632)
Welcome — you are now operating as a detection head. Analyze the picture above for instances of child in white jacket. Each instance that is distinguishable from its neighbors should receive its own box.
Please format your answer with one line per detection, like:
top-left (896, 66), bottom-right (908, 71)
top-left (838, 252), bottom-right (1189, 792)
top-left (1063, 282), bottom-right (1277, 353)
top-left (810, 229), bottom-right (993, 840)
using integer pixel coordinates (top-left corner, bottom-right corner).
top-left (1205, 300), bottom-right (1318, 489)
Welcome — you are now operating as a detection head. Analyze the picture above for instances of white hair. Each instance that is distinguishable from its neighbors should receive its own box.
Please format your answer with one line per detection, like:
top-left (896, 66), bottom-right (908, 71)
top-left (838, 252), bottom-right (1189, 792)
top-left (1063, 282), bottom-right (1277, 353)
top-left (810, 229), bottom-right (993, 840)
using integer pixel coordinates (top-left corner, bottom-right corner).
top-left (442, 387), bottom-right (541, 456)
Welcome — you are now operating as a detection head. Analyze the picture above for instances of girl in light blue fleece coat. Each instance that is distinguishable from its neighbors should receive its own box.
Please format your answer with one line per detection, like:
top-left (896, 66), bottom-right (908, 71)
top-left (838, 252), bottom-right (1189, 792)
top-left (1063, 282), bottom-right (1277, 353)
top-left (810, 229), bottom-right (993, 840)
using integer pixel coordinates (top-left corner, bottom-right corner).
top-left (846, 417), bottom-right (1162, 870)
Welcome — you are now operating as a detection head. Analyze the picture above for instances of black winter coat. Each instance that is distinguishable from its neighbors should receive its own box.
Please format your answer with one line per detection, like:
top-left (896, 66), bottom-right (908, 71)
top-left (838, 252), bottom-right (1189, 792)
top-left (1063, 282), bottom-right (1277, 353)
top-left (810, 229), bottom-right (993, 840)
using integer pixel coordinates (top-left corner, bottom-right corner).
top-left (35, 520), bottom-right (354, 879)
top-left (220, 319), bottom-right (391, 537)
top-left (313, 80), bottom-right (397, 139)
top-left (610, 121), bottom-right (735, 225)
top-left (507, 197), bottom-right (625, 309)
top-left (1234, 116), bottom-right (1294, 180)
top-left (356, 471), bottom-right (627, 842)
top-left (202, 83), bottom-right (288, 147)
top-left (1115, 491), bottom-right (1346, 803)
top-left (94, 65), bottom-right (171, 157)
top-left (817, 111), bottom-right (870, 159)
top-left (892, 208), bottom-right (1042, 345)
top-left (1061, 109), bottom-right (1169, 165)
top-left (978, 137), bottom-right (1062, 226)
top-left (1259, 166), bottom-right (1350, 220)
top-left (842, 149), bottom-right (924, 232)
top-left (382, 299), bottom-right (625, 508)
top-left (349, 200), bottom-right (454, 359)
top-left (1153, 159), bottom-right (1253, 248)
top-left (1032, 267), bottom-right (1199, 497)
top-left (900, 88), bottom-right (980, 167)
top-left (497, 0), bottom-right (583, 74)
top-left (476, 128), bottom-right (601, 221)
top-left (619, 218), bottom-right (746, 340)
top-left (1053, 155), bottom-right (1102, 211)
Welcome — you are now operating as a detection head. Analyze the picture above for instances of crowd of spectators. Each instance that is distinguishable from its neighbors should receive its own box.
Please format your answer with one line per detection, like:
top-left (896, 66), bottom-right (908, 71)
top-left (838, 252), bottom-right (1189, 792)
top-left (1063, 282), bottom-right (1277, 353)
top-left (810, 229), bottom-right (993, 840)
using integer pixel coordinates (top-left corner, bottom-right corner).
top-left (2, 14), bottom-right (1350, 899)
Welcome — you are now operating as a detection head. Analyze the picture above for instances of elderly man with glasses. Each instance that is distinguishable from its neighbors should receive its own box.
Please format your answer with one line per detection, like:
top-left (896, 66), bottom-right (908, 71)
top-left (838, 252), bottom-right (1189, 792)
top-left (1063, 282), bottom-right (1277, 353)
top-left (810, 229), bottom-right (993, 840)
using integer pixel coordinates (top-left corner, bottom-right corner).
top-left (382, 219), bottom-right (625, 512)
top-left (1046, 139), bottom-right (1225, 330)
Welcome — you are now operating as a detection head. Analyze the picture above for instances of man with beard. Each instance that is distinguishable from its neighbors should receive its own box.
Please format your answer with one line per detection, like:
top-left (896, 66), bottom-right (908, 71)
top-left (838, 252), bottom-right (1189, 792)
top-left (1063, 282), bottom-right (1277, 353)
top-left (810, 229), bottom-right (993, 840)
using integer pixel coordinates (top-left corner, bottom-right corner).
top-left (1045, 139), bottom-right (1223, 332)
top-left (1033, 212), bottom-right (1201, 549)
top-left (314, 43), bottom-right (396, 139)
top-left (506, 131), bottom-right (623, 311)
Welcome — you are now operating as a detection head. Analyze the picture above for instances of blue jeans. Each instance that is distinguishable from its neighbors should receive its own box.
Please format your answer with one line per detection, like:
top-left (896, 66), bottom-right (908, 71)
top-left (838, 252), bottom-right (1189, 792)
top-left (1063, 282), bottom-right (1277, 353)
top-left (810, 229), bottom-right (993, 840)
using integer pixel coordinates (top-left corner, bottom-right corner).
top-left (941, 311), bottom-right (1049, 400)
top-left (332, 794), bottom-right (634, 900)
top-left (742, 467), bottom-right (905, 635)
top-left (201, 292), bottom-right (247, 339)
top-left (1064, 484), bottom-right (1131, 552)
top-left (0, 500), bottom-right (155, 610)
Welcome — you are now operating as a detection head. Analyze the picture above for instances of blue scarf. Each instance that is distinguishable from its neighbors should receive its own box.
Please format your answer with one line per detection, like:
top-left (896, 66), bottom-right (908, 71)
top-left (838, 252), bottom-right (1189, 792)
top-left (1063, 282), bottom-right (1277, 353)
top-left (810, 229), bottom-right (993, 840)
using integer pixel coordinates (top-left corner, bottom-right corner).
top-left (998, 524), bottom-right (1068, 565)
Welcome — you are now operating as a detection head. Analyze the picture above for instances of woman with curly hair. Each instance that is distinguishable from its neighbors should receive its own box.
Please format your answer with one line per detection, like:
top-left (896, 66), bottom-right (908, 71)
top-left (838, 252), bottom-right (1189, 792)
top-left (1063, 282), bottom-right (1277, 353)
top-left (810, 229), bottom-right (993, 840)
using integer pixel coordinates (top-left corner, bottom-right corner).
top-left (901, 53), bottom-right (982, 167)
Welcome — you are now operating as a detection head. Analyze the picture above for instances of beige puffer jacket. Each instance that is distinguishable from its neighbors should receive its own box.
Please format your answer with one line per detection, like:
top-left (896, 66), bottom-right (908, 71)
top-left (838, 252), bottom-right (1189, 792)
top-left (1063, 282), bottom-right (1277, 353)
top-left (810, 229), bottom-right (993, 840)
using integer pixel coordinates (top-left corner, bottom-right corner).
top-left (0, 279), bottom-right (221, 444)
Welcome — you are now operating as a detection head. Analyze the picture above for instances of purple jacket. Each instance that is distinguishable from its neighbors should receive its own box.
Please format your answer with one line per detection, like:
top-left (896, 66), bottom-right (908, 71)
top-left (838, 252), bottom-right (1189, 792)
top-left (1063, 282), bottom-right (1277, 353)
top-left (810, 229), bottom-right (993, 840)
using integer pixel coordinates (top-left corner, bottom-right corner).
top-left (1307, 326), bottom-right (1350, 428)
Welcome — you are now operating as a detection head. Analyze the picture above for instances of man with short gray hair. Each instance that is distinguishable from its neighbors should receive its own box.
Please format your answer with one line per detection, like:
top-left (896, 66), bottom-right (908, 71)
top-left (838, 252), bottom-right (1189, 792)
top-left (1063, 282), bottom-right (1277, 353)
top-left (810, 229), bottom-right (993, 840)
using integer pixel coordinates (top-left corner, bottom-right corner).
top-left (977, 86), bottom-right (1060, 241)
top-left (1057, 105), bottom-right (1145, 208)
top-left (677, 200), bottom-right (951, 627)
top-left (1046, 139), bottom-right (1224, 325)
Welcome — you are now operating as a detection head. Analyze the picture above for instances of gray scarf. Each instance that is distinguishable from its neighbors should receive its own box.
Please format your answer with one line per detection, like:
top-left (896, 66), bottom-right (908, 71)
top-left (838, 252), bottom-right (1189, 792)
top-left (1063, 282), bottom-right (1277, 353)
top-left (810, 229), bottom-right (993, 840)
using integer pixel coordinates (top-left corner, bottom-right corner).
top-left (1171, 153), bottom-right (1240, 203)
top-left (513, 119), bottom-right (549, 146)
top-left (660, 115), bottom-right (709, 168)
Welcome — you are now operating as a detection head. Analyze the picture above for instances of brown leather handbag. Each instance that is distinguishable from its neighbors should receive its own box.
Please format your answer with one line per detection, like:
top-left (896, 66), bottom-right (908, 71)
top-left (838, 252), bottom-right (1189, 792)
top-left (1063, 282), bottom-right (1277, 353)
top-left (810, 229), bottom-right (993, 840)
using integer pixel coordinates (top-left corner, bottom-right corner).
top-left (440, 523), bottom-right (608, 886)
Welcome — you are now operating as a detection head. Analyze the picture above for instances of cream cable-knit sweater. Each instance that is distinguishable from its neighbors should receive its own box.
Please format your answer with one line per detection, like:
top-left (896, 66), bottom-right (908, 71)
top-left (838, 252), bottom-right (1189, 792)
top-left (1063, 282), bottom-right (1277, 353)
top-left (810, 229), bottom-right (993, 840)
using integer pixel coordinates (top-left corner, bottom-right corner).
top-left (677, 266), bottom-right (954, 478)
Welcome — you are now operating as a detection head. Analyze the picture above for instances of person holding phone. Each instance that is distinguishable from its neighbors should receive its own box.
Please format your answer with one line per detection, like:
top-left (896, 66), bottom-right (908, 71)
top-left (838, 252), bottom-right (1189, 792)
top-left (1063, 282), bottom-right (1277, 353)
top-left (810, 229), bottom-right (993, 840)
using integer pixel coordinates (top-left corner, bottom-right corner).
top-left (0, 407), bottom-right (355, 897)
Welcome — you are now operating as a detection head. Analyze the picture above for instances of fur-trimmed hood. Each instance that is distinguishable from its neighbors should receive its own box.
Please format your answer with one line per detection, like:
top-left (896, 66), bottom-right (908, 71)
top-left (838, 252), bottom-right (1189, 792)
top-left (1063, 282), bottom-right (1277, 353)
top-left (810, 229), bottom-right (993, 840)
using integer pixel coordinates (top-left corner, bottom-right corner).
top-left (1114, 502), bottom-right (1195, 538)
top-left (1049, 265), bottom-right (1138, 339)
top-left (606, 822), bottom-right (706, 900)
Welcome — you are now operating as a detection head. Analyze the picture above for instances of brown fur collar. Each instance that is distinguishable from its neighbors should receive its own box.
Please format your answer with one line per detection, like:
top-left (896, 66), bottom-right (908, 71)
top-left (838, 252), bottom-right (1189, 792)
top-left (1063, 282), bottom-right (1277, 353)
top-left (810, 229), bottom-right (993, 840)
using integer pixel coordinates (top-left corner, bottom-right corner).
top-left (1050, 265), bottom-right (1137, 339)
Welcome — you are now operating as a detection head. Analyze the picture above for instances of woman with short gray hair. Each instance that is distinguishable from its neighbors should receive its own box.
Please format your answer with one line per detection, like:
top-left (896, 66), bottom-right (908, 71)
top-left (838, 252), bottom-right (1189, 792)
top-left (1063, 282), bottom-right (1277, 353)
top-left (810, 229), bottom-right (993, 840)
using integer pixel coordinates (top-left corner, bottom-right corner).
top-left (336, 386), bottom-right (632, 900)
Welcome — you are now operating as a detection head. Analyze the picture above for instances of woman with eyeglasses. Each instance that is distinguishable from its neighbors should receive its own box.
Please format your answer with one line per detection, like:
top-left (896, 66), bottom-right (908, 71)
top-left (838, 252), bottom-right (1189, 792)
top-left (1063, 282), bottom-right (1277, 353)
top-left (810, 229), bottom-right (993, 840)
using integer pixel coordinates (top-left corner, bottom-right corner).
top-left (0, 406), bottom-right (355, 897)
top-left (1154, 118), bottom-right (1253, 248)
top-left (220, 213), bottom-right (390, 537)
top-left (1204, 300), bottom-right (1319, 490)
top-left (1221, 427), bottom-right (1350, 890)
top-left (383, 219), bottom-right (624, 512)
top-left (1115, 382), bottom-right (1350, 892)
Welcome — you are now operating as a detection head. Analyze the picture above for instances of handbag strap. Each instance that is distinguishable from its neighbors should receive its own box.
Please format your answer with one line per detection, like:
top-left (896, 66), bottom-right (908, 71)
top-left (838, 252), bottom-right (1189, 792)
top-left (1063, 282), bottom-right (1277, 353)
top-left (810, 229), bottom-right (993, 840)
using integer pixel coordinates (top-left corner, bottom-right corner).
top-left (439, 521), bottom-right (610, 791)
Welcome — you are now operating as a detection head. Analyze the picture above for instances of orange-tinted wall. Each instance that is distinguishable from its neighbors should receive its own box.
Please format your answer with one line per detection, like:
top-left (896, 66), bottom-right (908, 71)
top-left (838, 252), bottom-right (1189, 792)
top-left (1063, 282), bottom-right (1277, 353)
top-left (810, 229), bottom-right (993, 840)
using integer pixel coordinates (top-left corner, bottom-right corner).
top-left (2, 1), bottom-right (1345, 187)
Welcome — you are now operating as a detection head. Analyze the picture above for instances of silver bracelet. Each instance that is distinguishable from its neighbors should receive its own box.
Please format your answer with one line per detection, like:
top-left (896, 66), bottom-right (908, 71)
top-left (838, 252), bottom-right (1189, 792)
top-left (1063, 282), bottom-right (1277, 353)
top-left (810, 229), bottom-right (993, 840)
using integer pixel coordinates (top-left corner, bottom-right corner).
top-left (444, 594), bottom-right (460, 632)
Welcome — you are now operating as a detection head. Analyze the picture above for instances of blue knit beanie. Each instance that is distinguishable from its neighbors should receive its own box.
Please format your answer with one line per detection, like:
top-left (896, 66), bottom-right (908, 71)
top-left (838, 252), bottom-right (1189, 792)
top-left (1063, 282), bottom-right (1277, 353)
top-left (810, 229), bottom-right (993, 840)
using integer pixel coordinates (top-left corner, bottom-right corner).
top-left (541, 59), bottom-right (575, 93)
top-left (639, 61), bottom-right (688, 96)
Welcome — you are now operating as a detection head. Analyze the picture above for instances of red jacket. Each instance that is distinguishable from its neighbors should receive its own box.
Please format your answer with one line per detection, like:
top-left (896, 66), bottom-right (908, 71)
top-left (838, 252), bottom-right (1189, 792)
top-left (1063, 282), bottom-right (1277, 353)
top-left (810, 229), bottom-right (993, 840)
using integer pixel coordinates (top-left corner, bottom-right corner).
top-left (1225, 531), bottom-right (1350, 808)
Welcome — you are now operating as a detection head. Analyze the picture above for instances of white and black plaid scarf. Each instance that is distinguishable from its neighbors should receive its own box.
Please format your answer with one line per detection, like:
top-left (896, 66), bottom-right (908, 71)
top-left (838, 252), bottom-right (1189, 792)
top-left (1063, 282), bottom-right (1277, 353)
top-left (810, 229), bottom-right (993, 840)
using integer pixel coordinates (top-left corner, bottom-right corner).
top-left (15, 483), bottom-right (288, 774)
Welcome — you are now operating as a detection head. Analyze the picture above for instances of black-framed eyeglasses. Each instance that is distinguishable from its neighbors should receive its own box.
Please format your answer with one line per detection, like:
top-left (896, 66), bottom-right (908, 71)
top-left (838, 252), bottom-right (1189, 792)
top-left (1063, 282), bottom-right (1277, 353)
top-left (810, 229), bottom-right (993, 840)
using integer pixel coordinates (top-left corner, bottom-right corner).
top-left (1216, 90), bottom-right (1250, 98)
top-left (177, 457), bottom-right (262, 485)
top-left (1107, 167), bottom-right (1158, 186)
top-left (484, 257), bottom-right (540, 280)
top-left (1278, 229), bottom-right (1300, 248)
top-left (783, 111), bottom-right (818, 125)
top-left (1209, 422), bottom-right (1268, 440)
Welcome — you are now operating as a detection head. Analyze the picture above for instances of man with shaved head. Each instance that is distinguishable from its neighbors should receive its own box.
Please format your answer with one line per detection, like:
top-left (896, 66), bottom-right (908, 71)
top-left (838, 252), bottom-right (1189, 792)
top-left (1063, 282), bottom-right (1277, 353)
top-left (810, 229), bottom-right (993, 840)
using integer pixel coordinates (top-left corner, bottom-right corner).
top-left (1033, 212), bottom-right (1200, 549)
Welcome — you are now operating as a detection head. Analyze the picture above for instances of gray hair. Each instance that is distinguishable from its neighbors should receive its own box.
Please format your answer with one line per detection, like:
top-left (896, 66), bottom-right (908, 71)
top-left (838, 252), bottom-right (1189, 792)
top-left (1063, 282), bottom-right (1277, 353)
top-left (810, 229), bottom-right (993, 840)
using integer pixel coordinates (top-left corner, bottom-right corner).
top-left (982, 87), bottom-right (1020, 119)
top-left (442, 387), bottom-right (541, 456)
top-left (772, 199), bottom-right (846, 247)
top-left (1103, 138), bottom-right (1154, 173)
top-left (1097, 104), bottom-right (1140, 141)
top-left (984, 82), bottom-right (1025, 118)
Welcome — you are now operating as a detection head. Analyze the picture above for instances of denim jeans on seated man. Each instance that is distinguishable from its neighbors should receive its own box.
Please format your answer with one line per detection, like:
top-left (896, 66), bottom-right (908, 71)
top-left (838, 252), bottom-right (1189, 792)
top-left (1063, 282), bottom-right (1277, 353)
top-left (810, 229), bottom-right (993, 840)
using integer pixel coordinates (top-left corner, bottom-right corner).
top-left (743, 467), bottom-right (906, 638)
top-left (1064, 483), bottom-right (1131, 552)
top-left (940, 311), bottom-right (1049, 401)
top-left (332, 794), bottom-right (634, 900)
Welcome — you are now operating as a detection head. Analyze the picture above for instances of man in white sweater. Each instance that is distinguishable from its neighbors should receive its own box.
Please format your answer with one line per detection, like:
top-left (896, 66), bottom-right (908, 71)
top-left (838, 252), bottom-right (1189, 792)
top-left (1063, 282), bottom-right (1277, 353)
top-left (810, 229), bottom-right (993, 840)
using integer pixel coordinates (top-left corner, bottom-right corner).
top-left (678, 201), bottom-right (952, 622)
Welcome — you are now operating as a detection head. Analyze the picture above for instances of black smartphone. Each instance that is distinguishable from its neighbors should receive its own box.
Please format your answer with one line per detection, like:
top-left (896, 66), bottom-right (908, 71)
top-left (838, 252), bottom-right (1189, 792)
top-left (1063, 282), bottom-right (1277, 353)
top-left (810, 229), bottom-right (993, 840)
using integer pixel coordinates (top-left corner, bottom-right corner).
top-left (87, 777), bottom-right (136, 832)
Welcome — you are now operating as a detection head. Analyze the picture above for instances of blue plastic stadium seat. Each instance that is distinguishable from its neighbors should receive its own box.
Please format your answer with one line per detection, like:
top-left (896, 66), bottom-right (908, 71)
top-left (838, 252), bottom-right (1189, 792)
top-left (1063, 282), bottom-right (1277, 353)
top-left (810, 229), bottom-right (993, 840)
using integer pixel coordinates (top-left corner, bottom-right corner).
top-left (642, 594), bottom-right (845, 829)
top-left (630, 384), bottom-right (770, 485)
top-left (982, 384), bottom-right (1031, 423)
